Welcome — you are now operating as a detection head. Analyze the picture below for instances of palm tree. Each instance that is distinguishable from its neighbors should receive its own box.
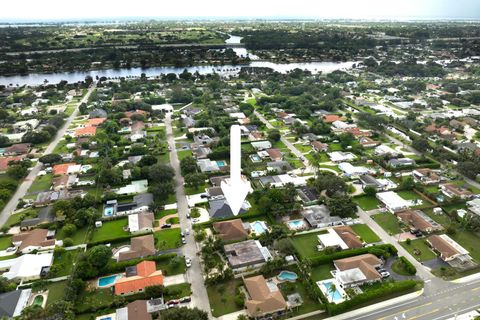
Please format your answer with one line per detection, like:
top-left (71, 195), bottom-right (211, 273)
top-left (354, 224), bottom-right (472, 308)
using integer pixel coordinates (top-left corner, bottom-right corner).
top-left (328, 283), bottom-right (337, 298)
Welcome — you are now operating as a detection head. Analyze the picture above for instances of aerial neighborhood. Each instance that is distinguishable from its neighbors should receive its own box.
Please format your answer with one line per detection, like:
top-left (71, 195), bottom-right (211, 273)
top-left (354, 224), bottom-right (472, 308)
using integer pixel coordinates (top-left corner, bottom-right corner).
top-left (0, 18), bottom-right (479, 320)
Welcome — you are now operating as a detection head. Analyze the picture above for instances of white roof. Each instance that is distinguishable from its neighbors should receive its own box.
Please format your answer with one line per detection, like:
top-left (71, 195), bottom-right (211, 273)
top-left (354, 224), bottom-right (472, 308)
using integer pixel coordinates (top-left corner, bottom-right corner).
top-left (152, 104), bottom-right (173, 111)
top-left (0, 253), bottom-right (53, 280)
top-left (332, 120), bottom-right (355, 130)
top-left (336, 268), bottom-right (367, 285)
top-left (67, 164), bottom-right (81, 174)
top-left (439, 234), bottom-right (469, 255)
top-left (375, 144), bottom-right (398, 155)
top-left (328, 152), bottom-right (356, 162)
top-left (128, 214), bottom-right (140, 232)
top-left (338, 162), bottom-right (370, 176)
top-left (318, 229), bottom-right (349, 250)
top-left (376, 191), bottom-right (410, 209)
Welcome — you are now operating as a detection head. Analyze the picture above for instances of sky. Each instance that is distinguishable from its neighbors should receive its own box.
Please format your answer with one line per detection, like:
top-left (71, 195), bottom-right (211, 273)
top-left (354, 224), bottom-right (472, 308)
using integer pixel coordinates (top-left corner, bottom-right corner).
top-left (1, 0), bottom-right (480, 22)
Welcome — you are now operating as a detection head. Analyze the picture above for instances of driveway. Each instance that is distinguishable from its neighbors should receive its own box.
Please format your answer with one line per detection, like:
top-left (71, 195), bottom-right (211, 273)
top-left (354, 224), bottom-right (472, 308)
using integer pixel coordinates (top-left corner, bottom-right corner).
top-left (163, 274), bottom-right (187, 286)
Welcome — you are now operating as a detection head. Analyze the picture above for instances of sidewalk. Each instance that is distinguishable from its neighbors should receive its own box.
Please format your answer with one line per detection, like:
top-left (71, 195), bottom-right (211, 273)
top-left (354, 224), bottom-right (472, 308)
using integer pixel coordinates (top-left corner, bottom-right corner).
top-left (215, 310), bottom-right (247, 320)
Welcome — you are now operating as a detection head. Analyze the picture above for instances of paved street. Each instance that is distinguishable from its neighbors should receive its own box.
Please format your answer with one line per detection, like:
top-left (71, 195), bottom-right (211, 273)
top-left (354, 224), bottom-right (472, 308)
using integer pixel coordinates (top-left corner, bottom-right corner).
top-left (165, 114), bottom-right (212, 315)
top-left (337, 277), bottom-right (480, 320)
top-left (0, 84), bottom-right (96, 227)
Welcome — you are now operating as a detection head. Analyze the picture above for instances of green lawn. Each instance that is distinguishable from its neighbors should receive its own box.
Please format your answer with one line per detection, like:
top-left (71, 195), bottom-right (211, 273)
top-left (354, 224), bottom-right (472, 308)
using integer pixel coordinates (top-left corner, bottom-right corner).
top-left (354, 195), bottom-right (381, 211)
top-left (50, 248), bottom-right (81, 277)
top-left (449, 230), bottom-right (480, 263)
top-left (401, 239), bottom-right (437, 262)
top-left (156, 256), bottom-right (186, 276)
top-left (0, 236), bottom-right (11, 250)
top-left (39, 281), bottom-right (68, 307)
top-left (90, 218), bottom-right (129, 243)
top-left (184, 182), bottom-right (207, 195)
top-left (290, 230), bottom-right (328, 259)
top-left (351, 224), bottom-right (381, 243)
top-left (27, 174), bottom-right (53, 194)
top-left (57, 226), bottom-right (89, 245)
top-left (177, 149), bottom-right (192, 160)
top-left (278, 278), bottom-right (323, 316)
top-left (153, 228), bottom-right (182, 250)
top-left (207, 279), bottom-right (243, 317)
top-left (391, 258), bottom-right (415, 276)
top-left (371, 213), bottom-right (403, 235)
top-left (310, 263), bottom-right (334, 282)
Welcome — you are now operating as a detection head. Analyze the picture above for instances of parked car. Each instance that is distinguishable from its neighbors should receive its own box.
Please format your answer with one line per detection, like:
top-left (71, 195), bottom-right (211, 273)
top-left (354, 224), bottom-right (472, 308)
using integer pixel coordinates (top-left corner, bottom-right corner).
top-left (381, 271), bottom-right (390, 278)
top-left (167, 300), bottom-right (179, 307)
top-left (5, 247), bottom-right (16, 253)
top-left (179, 296), bottom-right (191, 303)
top-left (186, 212), bottom-right (191, 219)
top-left (161, 223), bottom-right (172, 229)
top-left (180, 231), bottom-right (185, 237)
top-left (182, 237), bottom-right (187, 245)
top-left (185, 228), bottom-right (189, 235)
top-left (185, 257), bottom-right (192, 268)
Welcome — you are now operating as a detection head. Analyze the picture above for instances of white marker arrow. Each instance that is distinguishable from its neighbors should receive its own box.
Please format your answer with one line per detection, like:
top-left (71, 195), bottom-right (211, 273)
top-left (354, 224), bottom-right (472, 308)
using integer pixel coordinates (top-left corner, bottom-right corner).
top-left (221, 125), bottom-right (251, 216)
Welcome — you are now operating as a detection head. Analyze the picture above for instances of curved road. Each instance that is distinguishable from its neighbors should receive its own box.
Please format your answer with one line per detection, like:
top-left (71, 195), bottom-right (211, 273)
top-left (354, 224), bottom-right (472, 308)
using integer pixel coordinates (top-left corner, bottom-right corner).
top-left (0, 84), bottom-right (96, 227)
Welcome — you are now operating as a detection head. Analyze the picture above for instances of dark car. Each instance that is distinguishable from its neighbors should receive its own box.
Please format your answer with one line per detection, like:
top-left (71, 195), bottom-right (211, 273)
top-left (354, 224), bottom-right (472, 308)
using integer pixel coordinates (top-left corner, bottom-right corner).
top-left (179, 296), bottom-right (191, 303)
top-left (161, 223), bottom-right (172, 229)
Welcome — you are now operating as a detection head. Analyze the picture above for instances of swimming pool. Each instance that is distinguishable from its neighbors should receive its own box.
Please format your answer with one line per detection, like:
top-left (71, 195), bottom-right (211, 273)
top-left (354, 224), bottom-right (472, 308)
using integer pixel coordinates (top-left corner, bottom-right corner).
top-left (277, 271), bottom-right (298, 282)
top-left (32, 295), bottom-right (44, 307)
top-left (216, 161), bottom-right (227, 167)
top-left (98, 274), bottom-right (122, 287)
top-left (287, 219), bottom-right (307, 230)
top-left (104, 206), bottom-right (114, 216)
top-left (251, 221), bottom-right (268, 234)
top-left (318, 280), bottom-right (346, 304)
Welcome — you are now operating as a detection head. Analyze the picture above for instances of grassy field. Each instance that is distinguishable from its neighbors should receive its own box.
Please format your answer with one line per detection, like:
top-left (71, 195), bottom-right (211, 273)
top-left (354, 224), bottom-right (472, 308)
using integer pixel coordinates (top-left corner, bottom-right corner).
top-left (354, 195), bottom-right (381, 211)
top-left (90, 218), bottom-right (129, 243)
top-left (184, 182), bottom-right (207, 195)
top-left (371, 213), bottom-right (403, 235)
top-left (449, 230), bottom-right (480, 263)
top-left (350, 224), bottom-right (381, 243)
top-left (207, 279), bottom-right (243, 317)
top-left (290, 230), bottom-right (328, 259)
top-left (401, 239), bottom-right (437, 262)
top-left (153, 228), bottom-right (182, 250)
top-left (40, 281), bottom-right (68, 307)
top-left (177, 149), bottom-right (193, 160)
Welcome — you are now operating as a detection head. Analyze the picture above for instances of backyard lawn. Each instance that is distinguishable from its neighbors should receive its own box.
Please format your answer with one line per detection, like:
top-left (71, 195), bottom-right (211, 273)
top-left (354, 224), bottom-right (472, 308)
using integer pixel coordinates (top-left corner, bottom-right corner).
top-left (39, 281), bottom-right (68, 307)
top-left (278, 279), bottom-right (323, 316)
top-left (310, 263), bottom-right (334, 282)
top-left (177, 149), bottom-right (192, 161)
top-left (354, 195), bottom-right (380, 211)
top-left (290, 230), bottom-right (328, 259)
top-left (50, 248), bottom-right (81, 277)
top-left (350, 224), bottom-right (381, 243)
top-left (90, 218), bottom-right (129, 243)
top-left (207, 279), bottom-right (243, 317)
top-left (184, 182), bottom-right (207, 195)
top-left (449, 230), bottom-right (480, 263)
top-left (57, 226), bottom-right (89, 245)
top-left (371, 213), bottom-right (403, 235)
top-left (27, 174), bottom-right (53, 194)
top-left (0, 236), bottom-right (11, 250)
top-left (154, 228), bottom-right (182, 250)
top-left (400, 239), bottom-right (437, 262)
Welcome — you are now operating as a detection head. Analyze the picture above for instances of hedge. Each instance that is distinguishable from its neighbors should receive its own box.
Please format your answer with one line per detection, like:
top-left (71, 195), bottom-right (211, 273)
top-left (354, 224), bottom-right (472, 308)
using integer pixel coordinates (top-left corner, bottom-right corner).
top-left (307, 244), bottom-right (398, 266)
top-left (327, 280), bottom-right (419, 315)
top-left (398, 256), bottom-right (417, 275)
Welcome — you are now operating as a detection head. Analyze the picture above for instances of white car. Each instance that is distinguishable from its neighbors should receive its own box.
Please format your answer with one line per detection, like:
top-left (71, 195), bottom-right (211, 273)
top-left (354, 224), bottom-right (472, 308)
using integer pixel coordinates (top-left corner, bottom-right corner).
top-left (381, 271), bottom-right (390, 278)
top-left (185, 257), bottom-right (192, 268)
top-left (185, 229), bottom-right (189, 235)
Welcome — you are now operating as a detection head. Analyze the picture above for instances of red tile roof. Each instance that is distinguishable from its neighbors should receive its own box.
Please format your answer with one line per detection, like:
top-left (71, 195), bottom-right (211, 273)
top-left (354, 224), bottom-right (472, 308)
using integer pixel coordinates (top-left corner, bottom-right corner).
top-left (75, 126), bottom-right (97, 137)
top-left (53, 163), bottom-right (76, 175)
top-left (323, 115), bottom-right (342, 123)
top-left (85, 118), bottom-right (106, 127)
top-left (0, 156), bottom-right (25, 172)
top-left (114, 261), bottom-right (163, 295)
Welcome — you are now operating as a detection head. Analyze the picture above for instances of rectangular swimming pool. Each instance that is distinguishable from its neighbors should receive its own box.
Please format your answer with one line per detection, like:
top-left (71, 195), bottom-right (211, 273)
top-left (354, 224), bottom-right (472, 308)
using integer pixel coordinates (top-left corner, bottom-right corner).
top-left (104, 206), bottom-right (114, 217)
top-left (287, 219), bottom-right (307, 230)
top-left (216, 160), bottom-right (227, 167)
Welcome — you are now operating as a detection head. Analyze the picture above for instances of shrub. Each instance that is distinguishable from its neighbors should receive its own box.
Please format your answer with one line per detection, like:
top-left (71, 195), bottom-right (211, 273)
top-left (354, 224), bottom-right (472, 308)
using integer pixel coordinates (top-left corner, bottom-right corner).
top-left (63, 237), bottom-right (74, 247)
top-left (308, 244), bottom-right (397, 266)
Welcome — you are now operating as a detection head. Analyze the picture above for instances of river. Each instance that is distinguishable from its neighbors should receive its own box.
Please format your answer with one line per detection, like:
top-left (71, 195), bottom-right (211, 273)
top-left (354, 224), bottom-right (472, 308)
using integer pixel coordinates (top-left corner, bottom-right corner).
top-left (0, 34), bottom-right (356, 86)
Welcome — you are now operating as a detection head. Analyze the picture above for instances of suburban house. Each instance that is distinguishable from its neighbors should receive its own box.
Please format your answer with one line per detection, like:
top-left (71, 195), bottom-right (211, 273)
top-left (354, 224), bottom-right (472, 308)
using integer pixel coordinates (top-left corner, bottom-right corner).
top-left (412, 168), bottom-right (441, 185)
top-left (12, 229), bottom-right (59, 254)
top-left (0, 156), bottom-right (25, 173)
top-left (128, 212), bottom-right (154, 234)
top-left (0, 253), bottom-right (54, 281)
top-left (387, 158), bottom-right (416, 169)
top-left (197, 159), bottom-right (221, 173)
top-left (243, 275), bottom-right (287, 318)
top-left (317, 226), bottom-right (363, 251)
top-left (359, 175), bottom-right (388, 191)
top-left (52, 163), bottom-right (79, 175)
top-left (266, 161), bottom-right (292, 174)
top-left (266, 148), bottom-right (283, 161)
top-left (322, 114), bottom-right (343, 123)
top-left (440, 183), bottom-right (474, 200)
top-left (110, 300), bottom-right (152, 320)
top-left (301, 204), bottom-right (341, 228)
top-left (224, 240), bottom-right (272, 269)
top-left (338, 162), bottom-right (370, 178)
top-left (3, 143), bottom-right (31, 156)
top-left (297, 186), bottom-right (320, 205)
top-left (467, 198), bottom-right (480, 217)
top-left (116, 180), bottom-right (149, 195)
top-left (376, 191), bottom-right (411, 213)
top-left (333, 254), bottom-right (383, 288)
top-left (328, 151), bottom-right (356, 163)
top-left (117, 235), bottom-right (156, 262)
top-left (114, 261), bottom-right (164, 295)
top-left (213, 219), bottom-right (249, 242)
top-left (358, 137), bottom-right (379, 148)
top-left (251, 141), bottom-right (272, 151)
top-left (311, 141), bottom-right (328, 152)
top-left (52, 174), bottom-right (77, 191)
top-left (395, 210), bottom-right (442, 233)
top-left (427, 234), bottom-right (472, 265)
top-left (75, 126), bottom-right (97, 137)
top-left (0, 289), bottom-right (32, 318)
